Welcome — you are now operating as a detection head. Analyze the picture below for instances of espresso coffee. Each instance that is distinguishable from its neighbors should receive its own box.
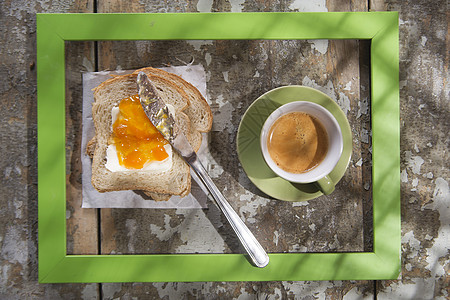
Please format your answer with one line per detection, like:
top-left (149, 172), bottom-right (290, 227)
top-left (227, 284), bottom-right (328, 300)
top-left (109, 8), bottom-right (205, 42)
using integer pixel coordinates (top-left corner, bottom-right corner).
top-left (267, 112), bottom-right (328, 174)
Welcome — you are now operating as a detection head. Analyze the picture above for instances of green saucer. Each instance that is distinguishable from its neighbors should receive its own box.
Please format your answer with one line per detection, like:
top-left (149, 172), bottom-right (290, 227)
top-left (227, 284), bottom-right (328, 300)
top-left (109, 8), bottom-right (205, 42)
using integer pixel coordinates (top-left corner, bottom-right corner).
top-left (237, 86), bottom-right (352, 201)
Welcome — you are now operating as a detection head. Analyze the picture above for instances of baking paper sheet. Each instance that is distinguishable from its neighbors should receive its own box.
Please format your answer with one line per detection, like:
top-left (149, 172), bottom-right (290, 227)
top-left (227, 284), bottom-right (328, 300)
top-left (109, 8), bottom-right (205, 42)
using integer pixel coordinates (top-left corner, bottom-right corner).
top-left (81, 65), bottom-right (209, 208)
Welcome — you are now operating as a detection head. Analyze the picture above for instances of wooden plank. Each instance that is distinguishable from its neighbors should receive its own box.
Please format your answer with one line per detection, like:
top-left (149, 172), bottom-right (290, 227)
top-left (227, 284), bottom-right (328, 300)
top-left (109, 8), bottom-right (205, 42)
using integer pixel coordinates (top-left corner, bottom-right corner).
top-left (65, 40), bottom-right (99, 255)
top-left (63, 0), bottom-right (99, 259)
top-left (371, 0), bottom-right (449, 299)
top-left (0, 0), bottom-right (100, 298)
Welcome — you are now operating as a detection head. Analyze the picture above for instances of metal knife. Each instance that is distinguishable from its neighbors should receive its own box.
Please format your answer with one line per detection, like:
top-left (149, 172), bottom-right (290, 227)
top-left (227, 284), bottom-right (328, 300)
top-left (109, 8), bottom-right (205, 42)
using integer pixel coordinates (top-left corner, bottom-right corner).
top-left (137, 72), bottom-right (269, 268)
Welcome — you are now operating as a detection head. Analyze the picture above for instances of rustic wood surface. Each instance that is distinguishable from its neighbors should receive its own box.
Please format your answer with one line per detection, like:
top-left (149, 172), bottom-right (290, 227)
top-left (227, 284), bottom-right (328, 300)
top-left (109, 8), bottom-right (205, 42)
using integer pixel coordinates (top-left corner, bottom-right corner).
top-left (1, 0), bottom-right (448, 299)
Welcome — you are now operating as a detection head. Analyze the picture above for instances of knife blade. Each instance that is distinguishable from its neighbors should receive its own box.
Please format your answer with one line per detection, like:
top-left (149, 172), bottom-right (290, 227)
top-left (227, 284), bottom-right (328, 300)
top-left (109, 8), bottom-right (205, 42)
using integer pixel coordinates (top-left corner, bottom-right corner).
top-left (137, 72), bottom-right (269, 268)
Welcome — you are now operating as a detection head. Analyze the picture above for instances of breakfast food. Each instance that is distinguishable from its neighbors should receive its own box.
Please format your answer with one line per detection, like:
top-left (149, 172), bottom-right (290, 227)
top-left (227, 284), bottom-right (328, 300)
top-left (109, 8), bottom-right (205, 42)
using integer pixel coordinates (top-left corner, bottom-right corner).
top-left (88, 68), bottom-right (212, 200)
top-left (105, 94), bottom-right (174, 172)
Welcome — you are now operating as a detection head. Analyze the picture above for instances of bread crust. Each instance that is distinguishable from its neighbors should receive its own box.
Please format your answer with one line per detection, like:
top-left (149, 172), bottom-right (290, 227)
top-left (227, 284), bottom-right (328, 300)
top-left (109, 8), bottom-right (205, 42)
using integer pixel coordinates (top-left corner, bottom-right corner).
top-left (90, 73), bottom-right (196, 196)
top-left (89, 69), bottom-right (212, 199)
top-left (134, 67), bottom-right (213, 133)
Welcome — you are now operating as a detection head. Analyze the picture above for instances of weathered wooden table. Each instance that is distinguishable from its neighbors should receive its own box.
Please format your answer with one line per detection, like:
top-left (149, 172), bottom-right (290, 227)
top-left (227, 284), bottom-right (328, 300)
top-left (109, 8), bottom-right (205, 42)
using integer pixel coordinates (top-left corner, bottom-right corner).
top-left (1, 0), bottom-right (448, 299)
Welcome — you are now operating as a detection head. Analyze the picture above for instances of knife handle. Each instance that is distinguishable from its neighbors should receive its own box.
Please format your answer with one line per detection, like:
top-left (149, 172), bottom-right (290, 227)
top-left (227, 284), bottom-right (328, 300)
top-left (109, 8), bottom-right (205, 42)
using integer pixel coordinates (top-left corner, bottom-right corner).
top-left (187, 155), bottom-right (269, 268)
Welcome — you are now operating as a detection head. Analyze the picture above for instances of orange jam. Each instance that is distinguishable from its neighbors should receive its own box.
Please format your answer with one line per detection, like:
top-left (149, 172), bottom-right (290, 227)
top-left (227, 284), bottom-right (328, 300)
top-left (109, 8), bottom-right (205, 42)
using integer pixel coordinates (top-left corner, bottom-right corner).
top-left (111, 94), bottom-right (169, 169)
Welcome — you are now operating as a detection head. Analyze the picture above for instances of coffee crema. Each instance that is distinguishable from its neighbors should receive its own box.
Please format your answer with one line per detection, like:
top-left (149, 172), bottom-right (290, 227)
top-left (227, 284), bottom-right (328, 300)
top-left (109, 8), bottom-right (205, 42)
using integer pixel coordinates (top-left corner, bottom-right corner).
top-left (267, 111), bottom-right (328, 174)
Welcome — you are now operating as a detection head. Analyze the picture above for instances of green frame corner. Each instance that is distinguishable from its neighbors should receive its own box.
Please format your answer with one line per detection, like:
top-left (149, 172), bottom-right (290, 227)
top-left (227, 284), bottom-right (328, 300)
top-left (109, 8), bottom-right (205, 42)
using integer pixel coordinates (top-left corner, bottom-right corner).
top-left (37, 12), bottom-right (400, 283)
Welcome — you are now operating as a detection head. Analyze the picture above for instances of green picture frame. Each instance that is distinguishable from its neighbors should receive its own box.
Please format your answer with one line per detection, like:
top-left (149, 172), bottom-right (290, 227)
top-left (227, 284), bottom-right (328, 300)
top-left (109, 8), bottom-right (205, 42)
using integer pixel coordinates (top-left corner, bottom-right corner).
top-left (37, 12), bottom-right (400, 283)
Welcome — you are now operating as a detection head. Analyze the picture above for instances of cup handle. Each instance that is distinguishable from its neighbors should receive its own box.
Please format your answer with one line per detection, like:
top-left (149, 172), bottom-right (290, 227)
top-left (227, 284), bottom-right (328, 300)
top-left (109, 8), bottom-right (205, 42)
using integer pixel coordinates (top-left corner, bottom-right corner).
top-left (314, 175), bottom-right (335, 195)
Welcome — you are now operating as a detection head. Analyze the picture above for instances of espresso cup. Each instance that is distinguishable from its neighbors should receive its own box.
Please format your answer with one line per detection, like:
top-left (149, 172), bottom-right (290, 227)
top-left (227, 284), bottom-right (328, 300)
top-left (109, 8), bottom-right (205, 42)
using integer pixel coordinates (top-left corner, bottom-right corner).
top-left (260, 101), bottom-right (343, 195)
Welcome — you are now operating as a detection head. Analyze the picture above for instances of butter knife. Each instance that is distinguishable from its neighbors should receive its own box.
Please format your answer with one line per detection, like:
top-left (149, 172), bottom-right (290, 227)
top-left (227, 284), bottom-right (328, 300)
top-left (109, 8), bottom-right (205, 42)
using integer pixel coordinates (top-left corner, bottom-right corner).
top-left (137, 72), bottom-right (269, 268)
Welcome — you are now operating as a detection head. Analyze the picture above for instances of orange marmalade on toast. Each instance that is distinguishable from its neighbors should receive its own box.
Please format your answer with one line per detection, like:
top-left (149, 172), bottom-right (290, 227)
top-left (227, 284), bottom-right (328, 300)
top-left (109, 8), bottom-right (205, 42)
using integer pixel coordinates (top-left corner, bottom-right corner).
top-left (110, 95), bottom-right (169, 169)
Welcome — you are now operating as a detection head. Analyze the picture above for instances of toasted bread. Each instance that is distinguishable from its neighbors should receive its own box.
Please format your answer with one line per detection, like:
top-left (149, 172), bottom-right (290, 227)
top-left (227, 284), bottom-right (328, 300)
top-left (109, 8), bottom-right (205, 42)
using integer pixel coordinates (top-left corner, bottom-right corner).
top-left (89, 68), bottom-right (212, 200)
top-left (90, 73), bottom-right (199, 197)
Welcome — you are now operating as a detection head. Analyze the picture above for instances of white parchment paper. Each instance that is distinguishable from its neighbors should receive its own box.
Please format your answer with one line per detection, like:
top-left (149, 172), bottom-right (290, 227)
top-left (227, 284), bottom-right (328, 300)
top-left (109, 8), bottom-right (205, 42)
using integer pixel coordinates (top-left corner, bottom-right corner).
top-left (81, 65), bottom-right (209, 208)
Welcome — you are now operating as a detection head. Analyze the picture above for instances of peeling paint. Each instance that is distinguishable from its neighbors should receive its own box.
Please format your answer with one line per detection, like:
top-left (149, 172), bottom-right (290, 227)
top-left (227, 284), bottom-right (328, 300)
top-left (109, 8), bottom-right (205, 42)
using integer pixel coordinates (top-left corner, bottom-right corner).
top-left (4, 166), bottom-right (12, 179)
top-left (13, 198), bottom-right (23, 219)
top-left (215, 94), bottom-right (226, 108)
top-left (424, 172), bottom-right (433, 179)
top-left (82, 56), bottom-right (94, 72)
top-left (305, 206), bottom-right (316, 219)
top-left (286, 2), bottom-right (331, 56)
top-left (81, 284), bottom-right (97, 300)
top-left (292, 201), bottom-right (309, 207)
top-left (355, 158), bottom-right (363, 167)
top-left (102, 283), bottom-right (124, 299)
top-left (402, 230), bottom-right (421, 259)
top-left (273, 230), bottom-right (280, 246)
top-left (230, 0), bottom-right (245, 12)
top-left (289, 0), bottom-right (328, 12)
top-left (235, 287), bottom-right (283, 300)
top-left (302, 76), bottom-right (351, 116)
top-left (239, 191), bottom-right (270, 224)
top-left (233, 288), bottom-right (251, 300)
top-left (150, 209), bottom-right (226, 254)
top-left (126, 219), bottom-right (137, 253)
top-left (309, 39), bottom-right (329, 55)
top-left (290, 244), bottom-right (308, 252)
top-left (175, 208), bottom-right (226, 253)
top-left (405, 262), bottom-right (412, 271)
top-left (343, 81), bottom-right (352, 91)
top-left (420, 36), bottom-right (427, 47)
top-left (408, 43), bottom-right (446, 99)
top-left (223, 71), bottom-right (229, 82)
top-left (329, 234), bottom-right (340, 249)
top-left (343, 286), bottom-right (373, 300)
top-left (253, 41), bottom-right (269, 70)
top-left (360, 128), bottom-right (371, 144)
top-left (424, 178), bottom-right (450, 278)
top-left (149, 214), bottom-right (176, 242)
top-left (1, 225), bottom-right (27, 264)
top-left (135, 40), bottom-right (150, 60)
top-left (204, 150), bottom-right (224, 178)
top-left (0, 264), bottom-right (10, 287)
top-left (268, 287), bottom-right (283, 300)
top-left (205, 52), bottom-right (212, 66)
top-left (337, 91), bottom-right (351, 116)
top-left (14, 165), bottom-right (21, 176)
top-left (399, 80), bottom-right (407, 89)
top-left (282, 281), bottom-right (338, 300)
top-left (401, 169), bottom-right (408, 183)
top-left (356, 98), bottom-right (370, 119)
top-left (153, 282), bottom-right (225, 299)
top-left (196, 0), bottom-right (213, 12)
top-left (405, 151), bottom-right (425, 175)
top-left (377, 277), bottom-right (441, 300)
top-left (211, 94), bottom-right (234, 133)
top-left (187, 40), bottom-right (213, 52)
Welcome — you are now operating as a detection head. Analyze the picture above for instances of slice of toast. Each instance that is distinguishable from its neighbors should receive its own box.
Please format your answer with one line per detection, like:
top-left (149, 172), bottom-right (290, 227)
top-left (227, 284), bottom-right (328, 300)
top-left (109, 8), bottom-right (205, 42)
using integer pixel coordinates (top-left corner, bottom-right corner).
top-left (90, 73), bottom-right (194, 196)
